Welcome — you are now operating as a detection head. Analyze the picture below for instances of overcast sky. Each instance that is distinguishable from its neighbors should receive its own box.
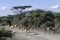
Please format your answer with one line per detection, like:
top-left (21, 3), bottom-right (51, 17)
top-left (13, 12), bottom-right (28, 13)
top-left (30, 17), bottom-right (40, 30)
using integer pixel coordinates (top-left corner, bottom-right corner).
top-left (0, 0), bottom-right (60, 16)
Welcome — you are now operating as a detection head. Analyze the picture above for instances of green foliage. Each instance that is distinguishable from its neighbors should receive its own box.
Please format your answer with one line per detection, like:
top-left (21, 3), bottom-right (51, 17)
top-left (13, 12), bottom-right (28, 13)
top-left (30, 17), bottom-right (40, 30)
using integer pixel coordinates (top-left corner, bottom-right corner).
top-left (18, 10), bottom-right (56, 31)
top-left (0, 8), bottom-right (60, 33)
top-left (0, 27), bottom-right (13, 40)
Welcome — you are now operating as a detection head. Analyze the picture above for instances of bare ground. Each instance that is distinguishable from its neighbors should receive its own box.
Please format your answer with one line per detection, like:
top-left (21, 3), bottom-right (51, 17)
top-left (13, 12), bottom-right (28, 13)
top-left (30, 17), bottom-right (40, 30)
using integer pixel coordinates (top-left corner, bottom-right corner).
top-left (4, 26), bottom-right (60, 40)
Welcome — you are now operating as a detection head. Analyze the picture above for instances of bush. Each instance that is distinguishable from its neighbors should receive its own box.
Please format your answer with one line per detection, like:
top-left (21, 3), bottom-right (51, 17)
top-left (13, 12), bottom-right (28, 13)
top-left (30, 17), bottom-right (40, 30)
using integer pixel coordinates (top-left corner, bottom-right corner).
top-left (0, 27), bottom-right (13, 40)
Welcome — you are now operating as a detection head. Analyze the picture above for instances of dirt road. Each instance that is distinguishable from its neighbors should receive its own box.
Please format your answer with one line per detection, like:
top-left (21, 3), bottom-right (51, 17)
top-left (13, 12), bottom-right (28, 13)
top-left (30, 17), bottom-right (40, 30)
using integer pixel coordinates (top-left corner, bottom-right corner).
top-left (4, 26), bottom-right (60, 40)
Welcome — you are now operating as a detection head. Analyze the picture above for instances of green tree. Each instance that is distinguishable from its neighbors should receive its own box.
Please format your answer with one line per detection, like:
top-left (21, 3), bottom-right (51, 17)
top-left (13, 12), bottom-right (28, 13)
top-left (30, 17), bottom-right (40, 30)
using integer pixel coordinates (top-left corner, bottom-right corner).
top-left (40, 11), bottom-right (55, 29)
top-left (12, 6), bottom-right (32, 19)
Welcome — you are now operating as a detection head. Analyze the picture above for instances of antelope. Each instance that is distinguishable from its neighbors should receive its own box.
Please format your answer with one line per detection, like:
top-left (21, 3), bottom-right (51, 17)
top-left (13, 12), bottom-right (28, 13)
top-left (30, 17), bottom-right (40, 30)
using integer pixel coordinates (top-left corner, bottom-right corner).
top-left (45, 26), bottom-right (53, 34)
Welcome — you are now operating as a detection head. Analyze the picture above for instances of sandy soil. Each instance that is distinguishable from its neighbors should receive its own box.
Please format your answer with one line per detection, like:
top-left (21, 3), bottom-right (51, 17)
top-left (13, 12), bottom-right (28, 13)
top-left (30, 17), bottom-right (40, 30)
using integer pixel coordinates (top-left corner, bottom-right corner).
top-left (4, 26), bottom-right (60, 40)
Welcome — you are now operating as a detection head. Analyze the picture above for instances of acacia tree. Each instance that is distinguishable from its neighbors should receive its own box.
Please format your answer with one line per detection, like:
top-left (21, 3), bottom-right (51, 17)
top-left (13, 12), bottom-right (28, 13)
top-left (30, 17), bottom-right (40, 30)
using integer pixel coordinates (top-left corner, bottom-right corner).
top-left (12, 6), bottom-right (32, 19)
top-left (11, 6), bottom-right (32, 25)
top-left (11, 6), bottom-right (32, 24)
top-left (12, 6), bottom-right (32, 14)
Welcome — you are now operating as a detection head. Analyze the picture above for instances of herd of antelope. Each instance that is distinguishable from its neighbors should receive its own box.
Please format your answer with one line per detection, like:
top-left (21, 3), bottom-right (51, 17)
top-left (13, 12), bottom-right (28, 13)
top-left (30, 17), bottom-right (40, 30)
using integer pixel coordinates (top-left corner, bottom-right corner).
top-left (8, 24), bottom-right (54, 34)
top-left (5, 20), bottom-right (55, 34)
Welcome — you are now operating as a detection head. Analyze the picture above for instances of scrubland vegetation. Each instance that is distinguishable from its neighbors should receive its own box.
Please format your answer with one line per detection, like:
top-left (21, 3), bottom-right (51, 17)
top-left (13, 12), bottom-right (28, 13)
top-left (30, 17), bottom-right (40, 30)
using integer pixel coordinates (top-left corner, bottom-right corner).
top-left (0, 6), bottom-right (60, 40)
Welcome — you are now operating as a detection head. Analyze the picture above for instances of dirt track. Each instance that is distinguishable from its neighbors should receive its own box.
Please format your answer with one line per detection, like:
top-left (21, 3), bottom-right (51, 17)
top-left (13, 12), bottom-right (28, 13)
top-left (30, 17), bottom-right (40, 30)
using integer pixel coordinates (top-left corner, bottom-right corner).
top-left (4, 26), bottom-right (60, 40)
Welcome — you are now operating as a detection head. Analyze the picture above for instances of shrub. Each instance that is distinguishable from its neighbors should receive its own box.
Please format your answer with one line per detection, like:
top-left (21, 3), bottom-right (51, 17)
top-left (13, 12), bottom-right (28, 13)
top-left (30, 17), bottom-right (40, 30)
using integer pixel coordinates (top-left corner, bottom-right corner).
top-left (0, 27), bottom-right (13, 40)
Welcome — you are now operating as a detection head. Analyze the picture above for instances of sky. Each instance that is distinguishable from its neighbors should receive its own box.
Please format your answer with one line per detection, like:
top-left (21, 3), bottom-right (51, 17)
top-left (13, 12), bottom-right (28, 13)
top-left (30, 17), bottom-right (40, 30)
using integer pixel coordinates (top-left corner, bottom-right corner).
top-left (0, 0), bottom-right (60, 16)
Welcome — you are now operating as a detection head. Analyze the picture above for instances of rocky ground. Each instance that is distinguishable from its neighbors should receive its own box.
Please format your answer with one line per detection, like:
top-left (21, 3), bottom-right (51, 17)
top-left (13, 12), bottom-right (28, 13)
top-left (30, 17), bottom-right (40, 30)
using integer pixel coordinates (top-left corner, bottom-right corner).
top-left (4, 26), bottom-right (60, 40)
